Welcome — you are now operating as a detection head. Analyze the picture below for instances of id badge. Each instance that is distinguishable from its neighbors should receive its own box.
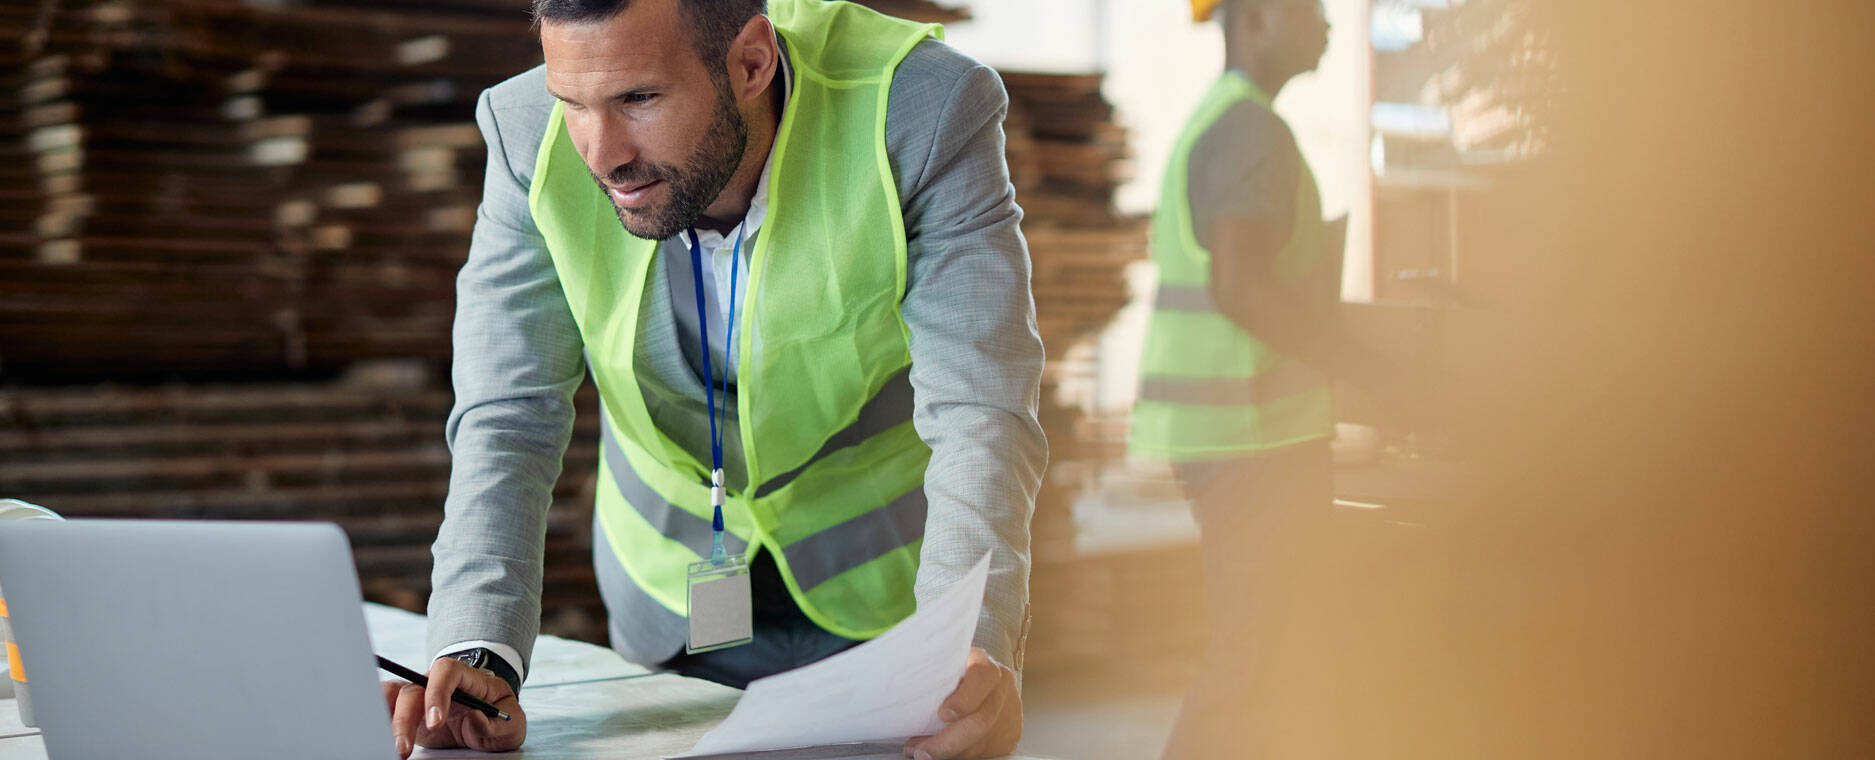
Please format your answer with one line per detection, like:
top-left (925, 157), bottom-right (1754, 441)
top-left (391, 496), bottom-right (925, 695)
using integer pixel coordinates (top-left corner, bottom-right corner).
top-left (685, 554), bottom-right (754, 653)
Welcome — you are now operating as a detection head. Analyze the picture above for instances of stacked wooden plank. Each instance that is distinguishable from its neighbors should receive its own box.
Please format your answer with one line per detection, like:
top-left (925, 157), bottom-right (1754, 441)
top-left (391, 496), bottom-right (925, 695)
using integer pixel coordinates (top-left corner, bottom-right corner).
top-left (1, 0), bottom-right (537, 379)
top-left (1002, 71), bottom-right (1149, 361)
top-left (1, 0), bottom-right (557, 623)
top-left (1026, 541), bottom-right (1207, 674)
top-left (0, 377), bottom-right (615, 643)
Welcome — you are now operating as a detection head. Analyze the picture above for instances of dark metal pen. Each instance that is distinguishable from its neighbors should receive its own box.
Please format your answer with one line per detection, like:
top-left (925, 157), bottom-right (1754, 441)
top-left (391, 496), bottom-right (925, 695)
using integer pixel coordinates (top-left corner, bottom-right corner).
top-left (376, 655), bottom-right (513, 722)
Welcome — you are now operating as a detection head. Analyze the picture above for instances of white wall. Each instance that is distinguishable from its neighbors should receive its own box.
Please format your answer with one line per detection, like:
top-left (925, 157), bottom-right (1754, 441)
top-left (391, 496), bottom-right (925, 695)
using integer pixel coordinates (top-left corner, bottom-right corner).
top-left (1281, 0), bottom-right (1376, 303)
top-left (939, 0), bottom-right (1104, 73)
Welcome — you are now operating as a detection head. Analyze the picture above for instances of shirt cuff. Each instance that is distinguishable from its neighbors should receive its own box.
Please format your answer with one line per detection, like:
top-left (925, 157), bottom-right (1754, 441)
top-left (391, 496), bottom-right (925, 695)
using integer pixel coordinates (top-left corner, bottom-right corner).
top-left (435, 640), bottom-right (528, 686)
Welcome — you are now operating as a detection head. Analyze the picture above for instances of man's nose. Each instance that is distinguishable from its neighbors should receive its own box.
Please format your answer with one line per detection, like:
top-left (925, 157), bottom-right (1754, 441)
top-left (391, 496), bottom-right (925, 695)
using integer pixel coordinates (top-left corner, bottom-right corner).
top-left (580, 114), bottom-right (639, 180)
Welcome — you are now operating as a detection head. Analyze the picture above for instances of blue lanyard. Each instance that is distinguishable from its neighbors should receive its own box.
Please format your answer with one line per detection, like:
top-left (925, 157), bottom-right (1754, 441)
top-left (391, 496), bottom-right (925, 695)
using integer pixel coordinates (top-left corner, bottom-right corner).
top-left (684, 225), bottom-right (743, 565)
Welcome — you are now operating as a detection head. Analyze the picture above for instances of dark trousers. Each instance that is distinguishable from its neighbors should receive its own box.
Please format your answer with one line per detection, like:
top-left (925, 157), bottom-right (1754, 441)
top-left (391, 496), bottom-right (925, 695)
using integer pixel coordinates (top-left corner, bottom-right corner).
top-left (654, 549), bottom-right (863, 689)
top-left (1161, 441), bottom-right (1339, 760)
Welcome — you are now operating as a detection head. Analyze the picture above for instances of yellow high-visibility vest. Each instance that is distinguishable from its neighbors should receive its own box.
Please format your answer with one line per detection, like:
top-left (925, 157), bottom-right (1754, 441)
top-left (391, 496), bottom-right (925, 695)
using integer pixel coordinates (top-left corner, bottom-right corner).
top-left (1131, 70), bottom-right (1335, 460)
top-left (529, 0), bottom-right (942, 640)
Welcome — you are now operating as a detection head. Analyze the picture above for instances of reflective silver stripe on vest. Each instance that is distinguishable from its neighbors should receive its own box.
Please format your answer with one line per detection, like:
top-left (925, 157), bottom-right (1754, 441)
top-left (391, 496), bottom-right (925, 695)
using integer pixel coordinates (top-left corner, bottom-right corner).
top-left (782, 484), bottom-right (927, 592)
top-left (592, 510), bottom-right (687, 666)
top-left (1154, 283), bottom-right (1218, 312)
top-left (754, 368), bottom-right (915, 499)
top-left (1138, 363), bottom-right (1328, 406)
top-left (599, 397), bottom-right (924, 591)
top-left (599, 417), bottom-right (751, 557)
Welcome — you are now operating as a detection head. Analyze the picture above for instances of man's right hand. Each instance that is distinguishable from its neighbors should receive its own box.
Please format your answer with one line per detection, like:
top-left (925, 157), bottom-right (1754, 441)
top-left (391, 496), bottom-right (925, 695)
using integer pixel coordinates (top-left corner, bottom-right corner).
top-left (382, 657), bottom-right (526, 758)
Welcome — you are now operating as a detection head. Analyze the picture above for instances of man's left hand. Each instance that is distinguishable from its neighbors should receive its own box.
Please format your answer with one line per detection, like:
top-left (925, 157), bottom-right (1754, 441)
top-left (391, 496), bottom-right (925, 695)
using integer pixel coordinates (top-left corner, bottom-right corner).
top-left (903, 647), bottom-right (1022, 760)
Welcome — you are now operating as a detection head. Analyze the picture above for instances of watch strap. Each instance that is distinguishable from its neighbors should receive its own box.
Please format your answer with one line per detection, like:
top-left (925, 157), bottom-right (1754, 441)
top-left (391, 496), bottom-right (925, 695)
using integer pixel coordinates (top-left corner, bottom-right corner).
top-left (449, 647), bottom-right (522, 697)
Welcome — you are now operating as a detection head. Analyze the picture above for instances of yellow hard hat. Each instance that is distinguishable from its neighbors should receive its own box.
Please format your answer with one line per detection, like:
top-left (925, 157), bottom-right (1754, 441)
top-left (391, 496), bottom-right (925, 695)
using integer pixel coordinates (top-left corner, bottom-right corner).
top-left (1191, 0), bottom-right (1222, 22)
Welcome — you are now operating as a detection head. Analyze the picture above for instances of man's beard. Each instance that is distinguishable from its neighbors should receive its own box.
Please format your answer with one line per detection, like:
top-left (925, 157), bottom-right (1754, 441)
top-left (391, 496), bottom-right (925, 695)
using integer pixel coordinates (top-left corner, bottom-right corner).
top-left (591, 81), bottom-right (748, 241)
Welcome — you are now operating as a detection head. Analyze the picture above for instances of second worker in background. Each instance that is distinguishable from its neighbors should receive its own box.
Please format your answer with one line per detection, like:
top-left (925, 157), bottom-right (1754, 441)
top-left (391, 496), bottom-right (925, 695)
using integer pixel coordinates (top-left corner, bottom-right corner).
top-left (1134, 1), bottom-right (1413, 758)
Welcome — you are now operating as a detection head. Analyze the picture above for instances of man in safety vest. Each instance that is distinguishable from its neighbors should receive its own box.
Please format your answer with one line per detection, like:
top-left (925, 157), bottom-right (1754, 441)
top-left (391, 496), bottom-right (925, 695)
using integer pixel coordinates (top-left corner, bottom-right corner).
top-left (381, 2), bottom-right (1046, 758)
top-left (1133, 1), bottom-right (1408, 757)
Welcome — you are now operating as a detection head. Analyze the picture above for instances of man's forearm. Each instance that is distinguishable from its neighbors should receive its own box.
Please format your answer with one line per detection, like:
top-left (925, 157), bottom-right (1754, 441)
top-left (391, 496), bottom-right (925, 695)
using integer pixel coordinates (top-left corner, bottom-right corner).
top-left (425, 84), bottom-right (588, 673)
top-left (424, 390), bottom-right (577, 676)
top-left (1222, 279), bottom-right (1402, 394)
top-left (902, 227), bottom-right (1047, 669)
top-left (1207, 216), bottom-right (1402, 393)
top-left (913, 402), bottom-right (1046, 669)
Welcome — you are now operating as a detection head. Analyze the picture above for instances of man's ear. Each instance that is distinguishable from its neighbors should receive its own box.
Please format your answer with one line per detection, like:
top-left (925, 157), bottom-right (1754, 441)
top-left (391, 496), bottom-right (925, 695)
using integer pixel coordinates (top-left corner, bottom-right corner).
top-left (725, 15), bottom-right (779, 104)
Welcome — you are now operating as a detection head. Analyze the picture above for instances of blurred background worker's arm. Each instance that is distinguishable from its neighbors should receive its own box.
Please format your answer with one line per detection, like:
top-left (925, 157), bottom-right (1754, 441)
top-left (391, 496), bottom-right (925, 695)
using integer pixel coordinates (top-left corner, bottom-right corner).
top-left (1190, 101), bottom-right (1405, 403)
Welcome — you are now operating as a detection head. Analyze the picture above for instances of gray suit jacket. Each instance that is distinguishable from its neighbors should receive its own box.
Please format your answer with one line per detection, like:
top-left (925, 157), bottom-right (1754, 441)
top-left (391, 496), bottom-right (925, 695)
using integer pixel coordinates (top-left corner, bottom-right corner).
top-left (426, 37), bottom-right (1048, 679)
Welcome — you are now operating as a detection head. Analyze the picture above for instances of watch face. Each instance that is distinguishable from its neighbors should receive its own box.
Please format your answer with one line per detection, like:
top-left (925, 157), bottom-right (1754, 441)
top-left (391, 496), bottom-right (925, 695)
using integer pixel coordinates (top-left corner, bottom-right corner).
top-left (456, 650), bottom-right (486, 669)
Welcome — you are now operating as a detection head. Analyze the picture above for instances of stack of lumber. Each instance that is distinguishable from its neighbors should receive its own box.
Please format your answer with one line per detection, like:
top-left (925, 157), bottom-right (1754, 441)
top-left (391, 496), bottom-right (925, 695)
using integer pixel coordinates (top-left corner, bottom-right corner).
top-left (1026, 540), bottom-right (1207, 674)
top-left (0, 377), bottom-right (614, 643)
top-left (1002, 71), bottom-right (1149, 361)
top-left (1, 0), bottom-right (537, 379)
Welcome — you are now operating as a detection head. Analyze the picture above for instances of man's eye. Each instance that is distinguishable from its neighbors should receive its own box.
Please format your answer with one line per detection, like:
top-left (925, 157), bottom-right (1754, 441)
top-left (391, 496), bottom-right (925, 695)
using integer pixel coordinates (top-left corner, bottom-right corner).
top-left (623, 93), bottom-right (657, 105)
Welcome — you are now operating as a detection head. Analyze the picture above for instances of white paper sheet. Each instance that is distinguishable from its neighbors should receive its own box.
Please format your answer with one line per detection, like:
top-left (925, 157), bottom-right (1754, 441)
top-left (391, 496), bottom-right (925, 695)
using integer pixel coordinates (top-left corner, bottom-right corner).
top-left (671, 553), bottom-right (993, 758)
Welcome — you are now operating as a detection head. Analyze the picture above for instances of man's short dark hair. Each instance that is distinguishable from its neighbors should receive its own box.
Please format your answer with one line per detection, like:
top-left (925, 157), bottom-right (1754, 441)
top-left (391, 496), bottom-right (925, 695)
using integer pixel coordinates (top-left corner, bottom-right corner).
top-left (532, 0), bottom-right (767, 79)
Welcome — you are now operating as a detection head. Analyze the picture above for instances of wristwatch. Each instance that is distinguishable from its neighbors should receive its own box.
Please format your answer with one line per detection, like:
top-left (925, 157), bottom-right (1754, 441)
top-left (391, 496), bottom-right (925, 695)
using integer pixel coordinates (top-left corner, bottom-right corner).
top-left (449, 647), bottom-right (522, 697)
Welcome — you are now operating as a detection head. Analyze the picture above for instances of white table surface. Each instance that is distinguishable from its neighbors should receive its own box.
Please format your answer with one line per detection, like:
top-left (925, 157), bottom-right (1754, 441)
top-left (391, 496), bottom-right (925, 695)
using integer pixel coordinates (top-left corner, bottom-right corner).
top-left (0, 603), bottom-right (1048, 760)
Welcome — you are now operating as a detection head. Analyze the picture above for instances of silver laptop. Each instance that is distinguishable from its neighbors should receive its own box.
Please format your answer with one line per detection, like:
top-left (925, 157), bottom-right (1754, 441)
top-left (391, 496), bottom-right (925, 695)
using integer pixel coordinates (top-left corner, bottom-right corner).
top-left (0, 519), bottom-right (394, 760)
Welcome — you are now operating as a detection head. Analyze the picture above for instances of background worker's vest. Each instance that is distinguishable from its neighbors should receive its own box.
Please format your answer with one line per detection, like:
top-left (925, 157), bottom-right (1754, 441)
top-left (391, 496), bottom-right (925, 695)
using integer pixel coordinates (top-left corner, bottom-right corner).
top-left (1130, 71), bottom-right (1336, 461)
top-left (528, 0), bottom-right (942, 658)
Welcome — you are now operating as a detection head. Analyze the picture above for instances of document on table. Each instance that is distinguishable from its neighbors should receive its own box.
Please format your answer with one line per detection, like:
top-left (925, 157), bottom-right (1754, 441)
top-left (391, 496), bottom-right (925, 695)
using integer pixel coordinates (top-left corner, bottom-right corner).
top-left (670, 553), bottom-right (992, 759)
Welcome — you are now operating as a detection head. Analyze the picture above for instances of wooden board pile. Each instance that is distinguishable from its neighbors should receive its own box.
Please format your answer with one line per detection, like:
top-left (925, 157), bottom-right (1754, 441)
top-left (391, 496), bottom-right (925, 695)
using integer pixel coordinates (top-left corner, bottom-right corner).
top-left (1002, 71), bottom-right (1149, 363)
top-left (0, 377), bottom-right (614, 640)
top-left (1, 0), bottom-right (544, 380)
top-left (1026, 542), bottom-right (1207, 675)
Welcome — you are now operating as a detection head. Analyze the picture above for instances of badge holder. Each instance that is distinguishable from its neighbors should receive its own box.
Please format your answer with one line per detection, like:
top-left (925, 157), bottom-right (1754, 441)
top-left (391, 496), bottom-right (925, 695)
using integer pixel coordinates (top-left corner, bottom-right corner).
top-left (685, 553), bottom-right (754, 654)
top-left (684, 470), bottom-right (754, 654)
